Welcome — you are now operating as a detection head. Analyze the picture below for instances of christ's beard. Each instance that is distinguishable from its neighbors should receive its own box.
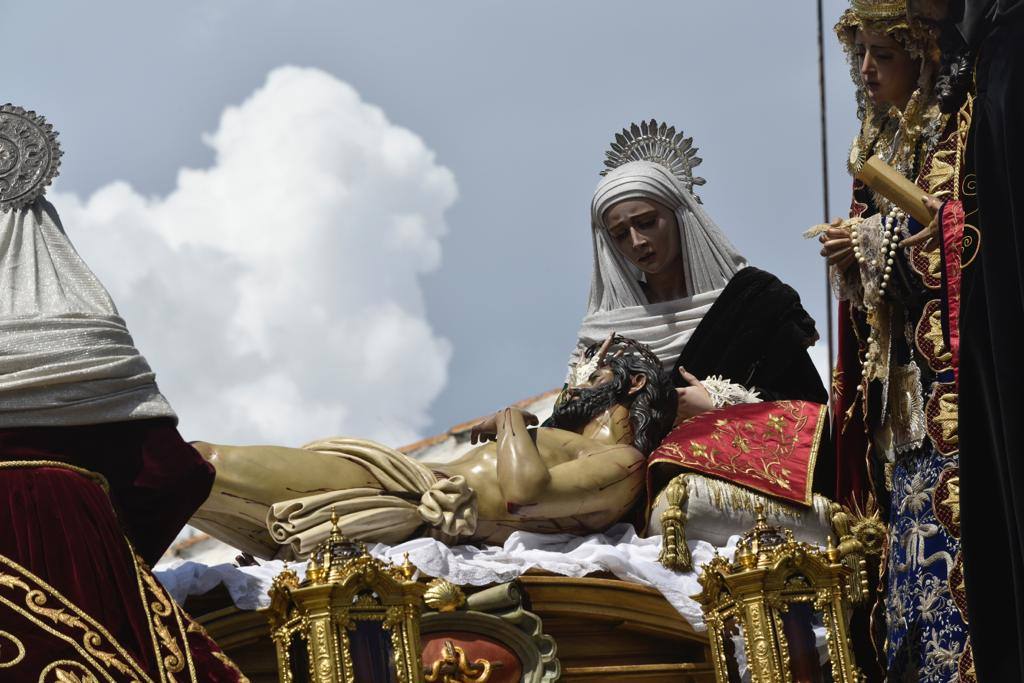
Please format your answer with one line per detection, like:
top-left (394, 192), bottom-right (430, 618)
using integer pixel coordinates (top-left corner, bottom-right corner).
top-left (550, 382), bottom-right (622, 433)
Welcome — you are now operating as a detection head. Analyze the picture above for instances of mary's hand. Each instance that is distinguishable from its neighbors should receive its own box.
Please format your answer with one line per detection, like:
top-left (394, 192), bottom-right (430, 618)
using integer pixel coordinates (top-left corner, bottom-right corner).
top-left (901, 195), bottom-right (944, 251)
top-left (674, 369), bottom-right (714, 426)
top-left (818, 218), bottom-right (856, 271)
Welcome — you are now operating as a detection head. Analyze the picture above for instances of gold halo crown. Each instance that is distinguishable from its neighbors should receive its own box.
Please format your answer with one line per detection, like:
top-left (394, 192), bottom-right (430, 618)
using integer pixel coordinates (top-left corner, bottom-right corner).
top-left (835, 0), bottom-right (939, 63)
top-left (849, 0), bottom-right (906, 20)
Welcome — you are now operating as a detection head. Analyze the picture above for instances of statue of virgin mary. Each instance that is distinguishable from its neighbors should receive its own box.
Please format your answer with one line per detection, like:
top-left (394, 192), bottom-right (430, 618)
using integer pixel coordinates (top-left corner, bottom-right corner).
top-left (571, 120), bottom-right (827, 410)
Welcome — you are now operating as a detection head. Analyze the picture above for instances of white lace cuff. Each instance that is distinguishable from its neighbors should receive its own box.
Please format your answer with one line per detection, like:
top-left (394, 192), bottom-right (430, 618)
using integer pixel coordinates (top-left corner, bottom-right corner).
top-left (701, 376), bottom-right (762, 408)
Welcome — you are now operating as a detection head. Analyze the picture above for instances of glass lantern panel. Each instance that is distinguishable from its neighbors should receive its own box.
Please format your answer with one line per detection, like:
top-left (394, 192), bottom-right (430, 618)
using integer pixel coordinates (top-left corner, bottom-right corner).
top-left (348, 619), bottom-right (398, 683)
top-left (780, 602), bottom-right (828, 683)
top-left (288, 632), bottom-right (311, 683)
top-left (720, 615), bottom-right (743, 683)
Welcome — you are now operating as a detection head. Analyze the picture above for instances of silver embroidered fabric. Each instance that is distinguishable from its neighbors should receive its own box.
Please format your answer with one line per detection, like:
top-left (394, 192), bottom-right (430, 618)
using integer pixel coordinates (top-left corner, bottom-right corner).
top-left (0, 199), bottom-right (175, 427)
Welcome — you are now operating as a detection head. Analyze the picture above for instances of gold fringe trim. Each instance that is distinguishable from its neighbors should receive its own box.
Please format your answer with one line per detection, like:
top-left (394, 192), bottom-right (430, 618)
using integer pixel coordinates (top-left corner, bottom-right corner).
top-left (654, 474), bottom-right (833, 573)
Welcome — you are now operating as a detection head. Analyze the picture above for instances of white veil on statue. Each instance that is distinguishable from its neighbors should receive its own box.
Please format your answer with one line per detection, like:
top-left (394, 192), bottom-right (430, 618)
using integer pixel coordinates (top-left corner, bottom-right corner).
top-left (0, 199), bottom-right (176, 427)
top-left (571, 122), bottom-right (747, 374)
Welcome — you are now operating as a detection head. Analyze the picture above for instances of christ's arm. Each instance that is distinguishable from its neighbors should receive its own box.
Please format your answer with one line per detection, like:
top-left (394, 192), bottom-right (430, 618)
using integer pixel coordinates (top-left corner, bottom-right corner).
top-left (493, 406), bottom-right (551, 508)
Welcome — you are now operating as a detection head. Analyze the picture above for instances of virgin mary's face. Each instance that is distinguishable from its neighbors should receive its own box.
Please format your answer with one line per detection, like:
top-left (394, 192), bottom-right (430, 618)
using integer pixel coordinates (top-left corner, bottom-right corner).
top-left (855, 28), bottom-right (919, 110)
top-left (602, 198), bottom-right (683, 277)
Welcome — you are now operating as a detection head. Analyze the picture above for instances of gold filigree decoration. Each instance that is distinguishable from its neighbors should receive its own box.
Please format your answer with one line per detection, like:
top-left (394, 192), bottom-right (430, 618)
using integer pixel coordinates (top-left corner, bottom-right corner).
top-left (267, 520), bottom-right (425, 683)
top-left (915, 299), bottom-right (953, 372)
top-left (695, 514), bottom-right (861, 682)
top-left (933, 466), bottom-right (962, 540)
top-left (0, 555), bottom-right (150, 683)
top-left (909, 243), bottom-right (944, 290)
top-left (0, 629), bottom-right (25, 668)
top-left (38, 660), bottom-right (102, 683)
top-left (925, 383), bottom-right (959, 455)
top-left (141, 570), bottom-right (184, 675)
top-left (831, 365), bottom-right (844, 408)
top-left (130, 550), bottom-right (200, 682)
top-left (424, 640), bottom-right (493, 683)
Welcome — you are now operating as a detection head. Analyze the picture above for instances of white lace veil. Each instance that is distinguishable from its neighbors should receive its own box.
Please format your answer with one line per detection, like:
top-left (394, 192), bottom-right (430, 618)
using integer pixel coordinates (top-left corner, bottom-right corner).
top-left (588, 161), bottom-right (746, 312)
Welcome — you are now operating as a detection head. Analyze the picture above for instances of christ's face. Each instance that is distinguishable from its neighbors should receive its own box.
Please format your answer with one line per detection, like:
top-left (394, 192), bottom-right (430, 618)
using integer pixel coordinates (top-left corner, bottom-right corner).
top-left (553, 363), bottom-right (623, 431)
top-left (574, 365), bottom-right (614, 390)
top-left (855, 28), bottom-right (918, 110)
top-left (602, 198), bottom-right (683, 278)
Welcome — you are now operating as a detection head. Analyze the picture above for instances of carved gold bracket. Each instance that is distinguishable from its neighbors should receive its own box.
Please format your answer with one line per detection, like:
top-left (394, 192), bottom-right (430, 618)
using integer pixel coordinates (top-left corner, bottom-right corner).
top-left (423, 640), bottom-right (494, 682)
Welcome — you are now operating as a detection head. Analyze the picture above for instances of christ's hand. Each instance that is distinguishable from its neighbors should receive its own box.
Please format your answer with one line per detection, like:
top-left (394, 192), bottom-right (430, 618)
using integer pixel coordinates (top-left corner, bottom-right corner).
top-left (470, 407), bottom-right (539, 444)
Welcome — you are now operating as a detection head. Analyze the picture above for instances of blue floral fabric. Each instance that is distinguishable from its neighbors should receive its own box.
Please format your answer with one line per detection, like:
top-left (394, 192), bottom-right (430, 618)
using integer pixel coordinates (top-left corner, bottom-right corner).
top-left (884, 447), bottom-right (966, 682)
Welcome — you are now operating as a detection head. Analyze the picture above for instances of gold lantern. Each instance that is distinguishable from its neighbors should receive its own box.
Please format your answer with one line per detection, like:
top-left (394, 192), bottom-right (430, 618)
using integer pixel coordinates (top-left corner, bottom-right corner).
top-left (267, 513), bottom-right (426, 683)
top-left (694, 510), bottom-right (861, 683)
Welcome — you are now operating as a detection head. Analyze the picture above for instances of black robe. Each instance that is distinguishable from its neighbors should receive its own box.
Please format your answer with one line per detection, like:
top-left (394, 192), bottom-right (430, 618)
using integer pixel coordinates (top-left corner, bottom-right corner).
top-left (672, 266), bottom-right (833, 496)
top-left (958, 13), bottom-right (1024, 680)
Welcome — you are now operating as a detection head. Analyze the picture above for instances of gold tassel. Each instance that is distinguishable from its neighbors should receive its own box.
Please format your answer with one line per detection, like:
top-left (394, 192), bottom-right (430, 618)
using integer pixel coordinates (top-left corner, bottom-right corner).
top-left (658, 477), bottom-right (692, 571)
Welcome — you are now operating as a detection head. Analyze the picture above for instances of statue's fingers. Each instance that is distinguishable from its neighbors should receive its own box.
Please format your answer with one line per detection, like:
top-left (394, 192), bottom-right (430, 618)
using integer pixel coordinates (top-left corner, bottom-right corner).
top-left (902, 226), bottom-right (935, 248)
top-left (921, 194), bottom-right (943, 213)
top-left (679, 369), bottom-right (701, 387)
top-left (827, 247), bottom-right (853, 266)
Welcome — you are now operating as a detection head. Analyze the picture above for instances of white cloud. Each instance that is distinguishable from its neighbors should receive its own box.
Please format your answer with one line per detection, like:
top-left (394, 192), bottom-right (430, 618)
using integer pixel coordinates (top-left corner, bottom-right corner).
top-left (57, 66), bottom-right (456, 447)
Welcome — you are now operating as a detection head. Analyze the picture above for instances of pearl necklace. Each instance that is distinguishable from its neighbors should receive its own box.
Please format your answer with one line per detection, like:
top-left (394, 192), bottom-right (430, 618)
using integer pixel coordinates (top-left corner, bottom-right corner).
top-left (851, 206), bottom-right (904, 371)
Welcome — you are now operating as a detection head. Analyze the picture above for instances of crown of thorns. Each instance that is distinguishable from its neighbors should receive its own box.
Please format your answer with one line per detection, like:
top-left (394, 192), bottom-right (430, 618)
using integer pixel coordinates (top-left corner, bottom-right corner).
top-left (571, 334), bottom-right (662, 387)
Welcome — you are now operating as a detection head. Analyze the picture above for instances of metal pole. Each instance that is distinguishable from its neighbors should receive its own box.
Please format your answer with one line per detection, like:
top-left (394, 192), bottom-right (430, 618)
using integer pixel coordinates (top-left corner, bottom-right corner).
top-left (816, 0), bottom-right (835, 385)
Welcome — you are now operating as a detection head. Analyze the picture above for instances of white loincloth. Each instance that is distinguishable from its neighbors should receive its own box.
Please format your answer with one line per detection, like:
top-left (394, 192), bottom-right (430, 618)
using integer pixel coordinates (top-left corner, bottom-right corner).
top-left (267, 437), bottom-right (477, 559)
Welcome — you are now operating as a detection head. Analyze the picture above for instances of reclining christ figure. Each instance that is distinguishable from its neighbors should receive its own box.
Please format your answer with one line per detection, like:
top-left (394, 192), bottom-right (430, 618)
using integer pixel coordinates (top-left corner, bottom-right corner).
top-left (192, 335), bottom-right (678, 559)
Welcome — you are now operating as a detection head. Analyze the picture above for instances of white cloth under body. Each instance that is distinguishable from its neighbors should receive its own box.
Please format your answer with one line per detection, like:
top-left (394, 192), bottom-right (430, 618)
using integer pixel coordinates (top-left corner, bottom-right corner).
top-left (155, 525), bottom-right (737, 632)
top-left (0, 199), bottom-right (174, 427)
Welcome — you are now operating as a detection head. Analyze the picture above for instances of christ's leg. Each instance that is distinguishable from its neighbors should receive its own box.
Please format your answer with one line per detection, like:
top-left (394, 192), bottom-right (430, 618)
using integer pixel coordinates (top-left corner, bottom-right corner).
top-left (189, 442), bottom-right (382, 558)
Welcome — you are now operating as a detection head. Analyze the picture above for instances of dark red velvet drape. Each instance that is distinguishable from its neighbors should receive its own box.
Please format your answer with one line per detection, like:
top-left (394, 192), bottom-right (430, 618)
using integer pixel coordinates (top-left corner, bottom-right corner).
top-left (0, 418), bottom-right (213, 565)
top-left (0, 421), bottom-right (244, 681)
top-left (0, 462), bottom-right (244, 681)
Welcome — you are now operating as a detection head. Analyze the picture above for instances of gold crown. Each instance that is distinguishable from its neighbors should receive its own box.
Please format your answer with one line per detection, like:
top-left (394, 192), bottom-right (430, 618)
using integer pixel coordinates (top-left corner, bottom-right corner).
top-left (849, 0), bottom-right (906, 20)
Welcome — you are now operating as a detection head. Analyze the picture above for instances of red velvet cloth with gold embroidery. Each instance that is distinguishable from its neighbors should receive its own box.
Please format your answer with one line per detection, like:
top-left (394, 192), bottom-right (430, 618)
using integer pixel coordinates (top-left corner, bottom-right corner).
top-left (0, 420), bottom-right (247, 682)
top-left (647, 400), bottom-right (828, 507)
top-left (0, 462), bottom-right (245, 682)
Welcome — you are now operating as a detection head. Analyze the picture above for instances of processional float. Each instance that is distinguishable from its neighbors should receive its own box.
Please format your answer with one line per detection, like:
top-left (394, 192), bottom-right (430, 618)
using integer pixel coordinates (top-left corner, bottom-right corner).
top-left (1, 104), bottom-right (880, 682)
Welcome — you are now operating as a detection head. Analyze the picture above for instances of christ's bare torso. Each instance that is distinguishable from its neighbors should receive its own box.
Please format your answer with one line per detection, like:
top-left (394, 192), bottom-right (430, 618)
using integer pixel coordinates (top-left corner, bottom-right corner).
top-left (436, 422), bottom-right (645, 543)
